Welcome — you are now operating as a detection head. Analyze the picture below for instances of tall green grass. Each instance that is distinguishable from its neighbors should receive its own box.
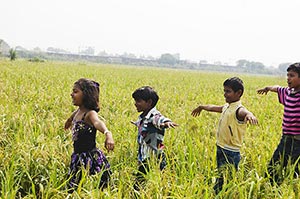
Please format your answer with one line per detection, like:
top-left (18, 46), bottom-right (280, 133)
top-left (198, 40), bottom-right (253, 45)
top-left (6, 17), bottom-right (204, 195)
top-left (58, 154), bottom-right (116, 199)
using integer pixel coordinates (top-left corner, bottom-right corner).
top-left (0, 59), bottom-right (297, 198)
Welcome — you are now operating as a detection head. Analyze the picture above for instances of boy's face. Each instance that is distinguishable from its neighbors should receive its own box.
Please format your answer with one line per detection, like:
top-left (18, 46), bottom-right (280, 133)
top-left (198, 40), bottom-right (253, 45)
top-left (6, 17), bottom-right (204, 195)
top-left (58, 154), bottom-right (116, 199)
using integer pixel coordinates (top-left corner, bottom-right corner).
top-left (134, 98), bottom-right (152, 113)
top-left (287, 70), bottom-right (300, 90)
top-left (223, 86), bottom-right (241, 103)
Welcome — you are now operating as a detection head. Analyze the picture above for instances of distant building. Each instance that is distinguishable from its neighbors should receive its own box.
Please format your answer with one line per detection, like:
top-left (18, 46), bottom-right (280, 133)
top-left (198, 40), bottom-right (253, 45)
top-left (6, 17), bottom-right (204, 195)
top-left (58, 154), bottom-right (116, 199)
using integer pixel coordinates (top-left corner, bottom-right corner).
top-left (16, 46), bottom-right (28, 51)
top-left (78, 46), bottom-right (95, 56)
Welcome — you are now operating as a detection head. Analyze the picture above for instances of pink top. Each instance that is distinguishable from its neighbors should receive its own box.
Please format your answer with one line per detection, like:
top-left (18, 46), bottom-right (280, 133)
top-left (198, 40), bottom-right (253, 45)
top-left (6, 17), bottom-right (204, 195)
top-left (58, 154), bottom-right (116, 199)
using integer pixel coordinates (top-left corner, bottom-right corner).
top-left (278, 87), bottom-right (300, 135)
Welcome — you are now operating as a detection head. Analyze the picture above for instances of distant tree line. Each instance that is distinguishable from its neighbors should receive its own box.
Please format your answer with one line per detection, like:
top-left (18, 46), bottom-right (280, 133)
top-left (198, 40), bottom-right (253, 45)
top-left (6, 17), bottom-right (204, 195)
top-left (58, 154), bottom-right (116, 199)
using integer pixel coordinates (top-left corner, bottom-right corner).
top-left (0, 38), bottom-right (289, 75)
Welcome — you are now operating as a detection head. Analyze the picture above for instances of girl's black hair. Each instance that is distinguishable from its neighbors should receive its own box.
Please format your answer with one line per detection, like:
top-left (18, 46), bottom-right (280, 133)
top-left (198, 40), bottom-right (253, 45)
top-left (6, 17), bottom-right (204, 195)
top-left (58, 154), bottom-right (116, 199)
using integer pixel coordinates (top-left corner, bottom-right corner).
top-left (74, 78), bottom-right (100, 112)
top-left (287, 63), bottom-right (300, 77)
top-left (132, 86), bottom-right (159, 108)
top-left (223, 77), bottom-right (244, 96)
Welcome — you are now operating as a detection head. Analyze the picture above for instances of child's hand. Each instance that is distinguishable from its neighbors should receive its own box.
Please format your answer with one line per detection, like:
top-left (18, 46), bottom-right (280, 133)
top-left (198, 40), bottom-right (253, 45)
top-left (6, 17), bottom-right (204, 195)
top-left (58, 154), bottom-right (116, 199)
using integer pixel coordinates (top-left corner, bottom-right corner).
top-left (130, 120), bottom-right (138, 126)
top-left (104, 131), bottom-right (115, 151)
top-left (244, 114), bottom-right (258, 125)
top-left (162, 121), bottom-right (178, 128)
top-left (191, 106), bottom-right (203, 117)
top-left (257, 87), bottom-right (269, 95)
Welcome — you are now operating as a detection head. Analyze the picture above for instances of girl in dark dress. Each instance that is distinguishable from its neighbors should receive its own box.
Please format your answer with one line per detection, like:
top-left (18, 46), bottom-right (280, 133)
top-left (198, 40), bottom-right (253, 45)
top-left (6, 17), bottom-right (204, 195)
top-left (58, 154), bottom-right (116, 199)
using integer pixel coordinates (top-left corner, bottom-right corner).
top-left (64, 78), bottom-right (114, 193)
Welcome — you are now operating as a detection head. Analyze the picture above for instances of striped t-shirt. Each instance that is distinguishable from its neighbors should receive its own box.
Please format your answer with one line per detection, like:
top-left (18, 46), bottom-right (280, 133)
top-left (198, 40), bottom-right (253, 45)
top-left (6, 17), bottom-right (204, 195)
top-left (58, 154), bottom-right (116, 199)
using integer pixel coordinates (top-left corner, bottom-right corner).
top-left (278, 87), bottom-right (300, 135)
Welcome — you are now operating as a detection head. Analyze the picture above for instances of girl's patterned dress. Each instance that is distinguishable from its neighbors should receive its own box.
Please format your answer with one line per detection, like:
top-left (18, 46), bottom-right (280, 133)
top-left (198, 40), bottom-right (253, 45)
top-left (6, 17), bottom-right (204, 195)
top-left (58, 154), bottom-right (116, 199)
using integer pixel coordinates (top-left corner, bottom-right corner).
top-left (67, 112), bottom-right (111, 191)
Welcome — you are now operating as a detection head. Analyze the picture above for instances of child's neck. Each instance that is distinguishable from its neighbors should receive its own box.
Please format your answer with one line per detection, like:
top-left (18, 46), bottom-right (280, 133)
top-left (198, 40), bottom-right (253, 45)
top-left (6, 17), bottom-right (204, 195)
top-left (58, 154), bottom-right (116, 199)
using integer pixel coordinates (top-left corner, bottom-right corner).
top-left (78, 106), bottom-right (89, 113)
top-left (141, 108), bottom-right (152, 117)
top-left (229, 99), bottom-right (240, 104)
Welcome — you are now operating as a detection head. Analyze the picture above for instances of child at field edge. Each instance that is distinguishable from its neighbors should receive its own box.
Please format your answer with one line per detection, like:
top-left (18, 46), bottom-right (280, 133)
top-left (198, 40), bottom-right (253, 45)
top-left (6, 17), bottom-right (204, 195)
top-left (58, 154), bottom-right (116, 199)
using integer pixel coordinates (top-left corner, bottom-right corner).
top-left (191, 77), bottom-right (258, 194)
top-left (257, 62), bottom-right (300, 185)
top-left (64, 78), bottom-right (114, 193)
top-left (131, 86), bottom-right (178, 191)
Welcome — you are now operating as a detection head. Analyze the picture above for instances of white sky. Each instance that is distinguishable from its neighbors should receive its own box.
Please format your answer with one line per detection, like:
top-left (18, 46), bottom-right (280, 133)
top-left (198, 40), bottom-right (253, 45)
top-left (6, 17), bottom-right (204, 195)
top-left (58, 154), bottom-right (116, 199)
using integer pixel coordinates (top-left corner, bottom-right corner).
top-left (1, 0), bottom-right (299, 67)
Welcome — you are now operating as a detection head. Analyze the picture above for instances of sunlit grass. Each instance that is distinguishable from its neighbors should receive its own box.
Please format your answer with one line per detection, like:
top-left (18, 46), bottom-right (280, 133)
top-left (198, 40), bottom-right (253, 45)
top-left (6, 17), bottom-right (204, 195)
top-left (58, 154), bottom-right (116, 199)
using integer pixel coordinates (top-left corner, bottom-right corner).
top-left (0, 59), bottom-right (296, 198)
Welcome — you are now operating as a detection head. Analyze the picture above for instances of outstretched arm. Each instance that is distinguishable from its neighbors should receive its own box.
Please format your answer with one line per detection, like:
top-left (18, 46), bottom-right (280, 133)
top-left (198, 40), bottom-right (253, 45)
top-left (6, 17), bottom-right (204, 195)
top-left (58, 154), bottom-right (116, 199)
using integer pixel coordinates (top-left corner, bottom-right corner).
top-left (237, 107), bottom-right (258, 125)
top-left (257, 86), bottom-right (279, 95)
top-left (151, 113), bottom-right (178, 130)
top-left (191, 105), bottom-right (223, 117)
top-left (88, 111), bottom-right (115, 151)
top-left (160, 121), bottom-right (179, 129)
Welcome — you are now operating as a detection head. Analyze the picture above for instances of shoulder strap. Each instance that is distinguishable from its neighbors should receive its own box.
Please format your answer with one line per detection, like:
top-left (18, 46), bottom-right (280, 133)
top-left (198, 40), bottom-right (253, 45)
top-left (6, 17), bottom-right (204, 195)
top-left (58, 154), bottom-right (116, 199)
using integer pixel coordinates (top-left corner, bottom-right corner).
top-left (82, 112), bottom-right (87, 121)
top-left (72, 109), bottom-right (80, 122)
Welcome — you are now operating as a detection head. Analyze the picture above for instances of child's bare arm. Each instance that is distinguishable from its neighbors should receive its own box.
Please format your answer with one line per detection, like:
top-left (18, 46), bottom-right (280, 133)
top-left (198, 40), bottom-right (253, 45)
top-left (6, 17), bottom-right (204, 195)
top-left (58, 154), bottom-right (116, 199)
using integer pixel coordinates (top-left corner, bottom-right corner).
top-left (257, 86), bottom-right (279, 95)
top-left (64, 110), bottom-right (78, 130)
top-left (191, 105), bottom-right (223, 117)
top-left (88, 111), bottom-right (115, 151)
top-left (237, 107), bottom-right (258, 125)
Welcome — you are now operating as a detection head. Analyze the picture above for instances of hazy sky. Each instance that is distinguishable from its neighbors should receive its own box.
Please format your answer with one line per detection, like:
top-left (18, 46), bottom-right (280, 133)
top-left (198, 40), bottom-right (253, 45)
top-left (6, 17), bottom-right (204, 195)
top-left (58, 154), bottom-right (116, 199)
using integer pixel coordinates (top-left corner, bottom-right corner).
top-left (1, 0), bottom-right (299, 67)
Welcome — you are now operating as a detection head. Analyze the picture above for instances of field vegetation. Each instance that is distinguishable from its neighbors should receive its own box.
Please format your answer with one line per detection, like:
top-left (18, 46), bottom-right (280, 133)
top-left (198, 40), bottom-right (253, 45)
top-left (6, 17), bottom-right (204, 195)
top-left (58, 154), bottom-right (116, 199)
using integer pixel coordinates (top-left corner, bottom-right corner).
top-left (0, 59), bottom-right (298, 198)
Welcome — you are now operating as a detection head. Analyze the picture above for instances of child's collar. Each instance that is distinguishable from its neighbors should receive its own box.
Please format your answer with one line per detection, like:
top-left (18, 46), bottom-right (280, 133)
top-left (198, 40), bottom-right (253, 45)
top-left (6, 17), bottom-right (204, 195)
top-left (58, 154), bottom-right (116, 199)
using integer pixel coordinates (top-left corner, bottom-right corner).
top-left (290, 88), bottom-right (300, 95)
top-left (141, 107), bottom-right (157, 119)
top-left (228, 100), bottom-right (241, 105)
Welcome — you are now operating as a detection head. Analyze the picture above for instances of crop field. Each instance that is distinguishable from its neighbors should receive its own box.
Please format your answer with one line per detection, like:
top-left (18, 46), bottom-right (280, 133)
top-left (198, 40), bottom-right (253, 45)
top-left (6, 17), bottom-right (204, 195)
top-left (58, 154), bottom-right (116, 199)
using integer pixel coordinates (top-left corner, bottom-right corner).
top-left (0, 59), bottom-right (298, 198)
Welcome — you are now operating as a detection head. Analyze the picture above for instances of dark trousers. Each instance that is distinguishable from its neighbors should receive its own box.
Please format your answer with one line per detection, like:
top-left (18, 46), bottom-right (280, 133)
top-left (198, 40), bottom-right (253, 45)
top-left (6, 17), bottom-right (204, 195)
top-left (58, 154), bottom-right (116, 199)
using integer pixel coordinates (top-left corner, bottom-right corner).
top-left (214, 146), bottom-right (241, 194)
top-left (267, 134), bottom-right (300, 185)
top-left (133, 153), bottom-right (166, 191)
top-left (67, 169), bottom-right (111, 193)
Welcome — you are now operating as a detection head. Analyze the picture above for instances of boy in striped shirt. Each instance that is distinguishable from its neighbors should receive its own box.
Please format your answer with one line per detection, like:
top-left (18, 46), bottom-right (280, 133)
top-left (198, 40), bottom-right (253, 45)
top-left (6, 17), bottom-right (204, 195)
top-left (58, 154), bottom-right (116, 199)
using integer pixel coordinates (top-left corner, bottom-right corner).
top-left (257, 62), bottom-right (300, 185)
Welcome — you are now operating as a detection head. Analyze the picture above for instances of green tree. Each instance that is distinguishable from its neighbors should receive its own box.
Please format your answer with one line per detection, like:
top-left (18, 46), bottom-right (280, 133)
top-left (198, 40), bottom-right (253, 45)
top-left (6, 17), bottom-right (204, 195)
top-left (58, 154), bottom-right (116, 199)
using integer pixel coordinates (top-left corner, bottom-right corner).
top-left (158, 53), bottom-right (177, 65)
top-left (236, 59), bottom-right (249, 67)
top-left (278, 63), bottom-right (291, 72)
top-left (9, 48), bottom-right (17, 61)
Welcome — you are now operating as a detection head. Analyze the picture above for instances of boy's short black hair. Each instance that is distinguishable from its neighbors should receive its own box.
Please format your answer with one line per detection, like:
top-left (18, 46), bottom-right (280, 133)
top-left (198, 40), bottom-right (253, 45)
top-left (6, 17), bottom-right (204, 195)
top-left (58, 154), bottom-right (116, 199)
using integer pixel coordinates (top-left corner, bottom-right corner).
top-left (132, 86), bottom-right (159, 108)
top-left (287, 63), bottom-right (300, 77)
top-left (223, 77), bottom-right (244, 96)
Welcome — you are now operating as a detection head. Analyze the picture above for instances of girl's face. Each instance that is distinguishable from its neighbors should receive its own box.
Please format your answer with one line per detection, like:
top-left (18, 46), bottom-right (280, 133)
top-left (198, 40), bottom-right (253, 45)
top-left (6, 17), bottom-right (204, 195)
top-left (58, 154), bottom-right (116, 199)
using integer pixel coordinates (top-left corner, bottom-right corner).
top-left (223, 86), bottom-right (241, 103)
top-left (71, 85), bottom-right (84, 106)
top-left (287, 70), bottom-right (300, 90)
top-left (134, 98), bottom-right (152, 113)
